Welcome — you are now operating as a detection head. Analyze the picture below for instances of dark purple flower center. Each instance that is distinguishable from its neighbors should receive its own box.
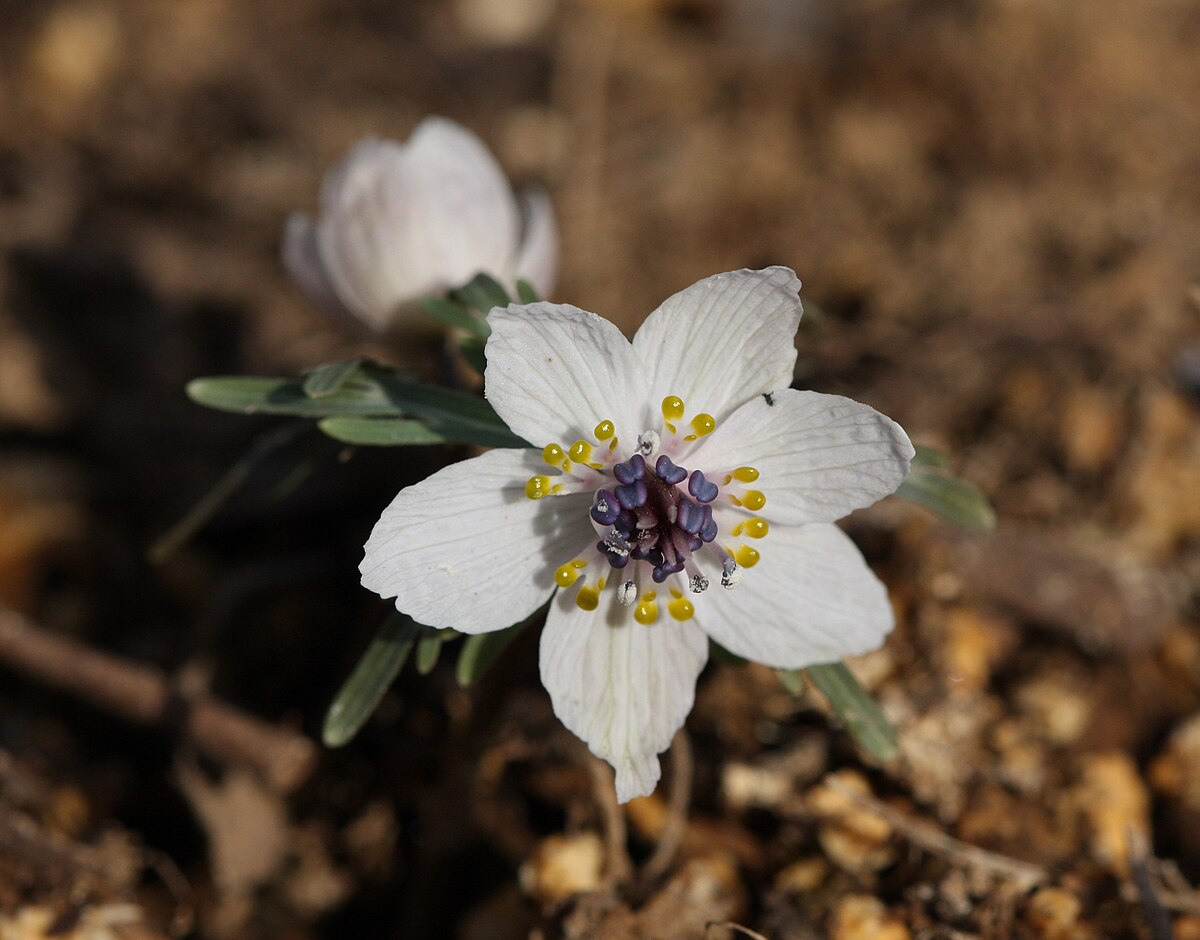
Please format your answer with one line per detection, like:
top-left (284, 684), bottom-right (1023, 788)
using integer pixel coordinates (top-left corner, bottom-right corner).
top-left (590, 453), bottom-right (720, 583)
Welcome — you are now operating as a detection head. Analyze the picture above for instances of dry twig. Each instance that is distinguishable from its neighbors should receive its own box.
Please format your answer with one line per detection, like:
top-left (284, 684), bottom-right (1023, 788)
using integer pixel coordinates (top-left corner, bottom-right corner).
top-left (706, 921), bottom-right (772, 940)
top-left (580, 745), bottom-right (633, 888)
top-left (0, 607), bottom-right (317, 792)
top-left (641, 729), bottom-right (693, 885)
top-left (825, 775), bottom-right (1048, 887)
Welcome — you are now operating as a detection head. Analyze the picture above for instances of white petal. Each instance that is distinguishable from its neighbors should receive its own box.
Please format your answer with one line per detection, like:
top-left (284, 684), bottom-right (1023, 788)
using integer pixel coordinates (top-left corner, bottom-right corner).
top-left (485, 303), bottom-right (651, 448)
top-left (360, 448), bottom-right (593, 632)
top-left (632, 267), bottom-right (802, 422)
top-left (699, 523), bottom-right (894, 668)
top-left (540, 590), bottom-right (709, 802)
top-left (511, 186), bottom-right (559, 298)
top-left (403, 117), bottom-right (521, 290)
top-left (315, 138), bottom-right (427, 329)
top-left (687, 389), bottom-right (914, 525)
top-left (312, 121), bottom-right (522, 330)
top-left (281, 212), bottom-right (356, 324)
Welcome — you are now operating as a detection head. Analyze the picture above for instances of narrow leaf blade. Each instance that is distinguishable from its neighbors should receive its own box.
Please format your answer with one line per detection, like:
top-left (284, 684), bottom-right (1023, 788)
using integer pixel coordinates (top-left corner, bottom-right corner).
top-left (415, 629), bottom-right (459, 675)
top-left (896, 466), bottom-right (996, 532)
top-left (911, 445), bottom-right (949, 470)
top-left (777, 668), bottom-right (806, 695)
top-left (451, 272), bottom-right (511, 315)
top-left (322, 611), bottom-right (419, 747)
top-left (420, 297), bottom-right (489, 338)
top-left (302, 358), bottom-right (364, 398)
top-left (317, 416), bottom-right (448, 447)
top-left (515, 279), bottom-right (540, 304)
top-left (805, 661), bottom-right (898, 761)
top-left (188, 375), bottom-right (401, 417)
top-left (148, 421), bottom-right (308, 564)
top-left (456, 622), bottom-right (524, 687)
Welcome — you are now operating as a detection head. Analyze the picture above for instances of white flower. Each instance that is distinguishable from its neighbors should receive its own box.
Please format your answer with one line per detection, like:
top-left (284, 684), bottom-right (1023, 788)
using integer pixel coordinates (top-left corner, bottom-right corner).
top-left (360, 267), bottom-right (913, 801)
top-left (283, 117), bottom-right (557, 332)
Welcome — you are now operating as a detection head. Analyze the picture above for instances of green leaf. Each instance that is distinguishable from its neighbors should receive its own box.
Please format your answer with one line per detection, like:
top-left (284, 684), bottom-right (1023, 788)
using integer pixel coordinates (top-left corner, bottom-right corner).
top-left (776, 668), bottom-right (806, 695)
top-left (515, 279), bottom-right (540, 304)
top-left (372, 371), bottom-right (528, 448)
top-left (451, 272), bottom-right (511, 315)
top-left (187, 375), bottom-right (401, 417)
top-left (420, 297), bottom-right (489, 338)
top-left (415, 628), bottom-right (459, 675)
top-left (188, 368), bottom-right (531, 450)
top-left (458, 336), bottom-right (488, 376)
top-left (805, 662), bottom-right (898, 761)
top-left (317, 416), bottom-right (449, 446)
top-left (896, 465), bottom-right (996, 532)
top-left (323, 611), bottom-right (420, 748)
top-left (456, 621), bottom-right (526, 687)
top-left (148, 421), bottom-right (309, 564)
top-left (302, 358), bottom-right (364, 398)
top-left (911, 445), bottom-right (949, 469)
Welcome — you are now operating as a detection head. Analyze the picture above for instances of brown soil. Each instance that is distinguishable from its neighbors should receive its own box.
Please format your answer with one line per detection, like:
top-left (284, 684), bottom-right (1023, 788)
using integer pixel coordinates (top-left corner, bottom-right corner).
top-left (1, 0), bottom-right (1199, 937)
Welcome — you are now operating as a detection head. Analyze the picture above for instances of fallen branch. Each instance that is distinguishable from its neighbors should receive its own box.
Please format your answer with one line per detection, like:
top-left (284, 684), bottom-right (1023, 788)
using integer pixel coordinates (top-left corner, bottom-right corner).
top-left (0, 607), bottom-right (317, 792)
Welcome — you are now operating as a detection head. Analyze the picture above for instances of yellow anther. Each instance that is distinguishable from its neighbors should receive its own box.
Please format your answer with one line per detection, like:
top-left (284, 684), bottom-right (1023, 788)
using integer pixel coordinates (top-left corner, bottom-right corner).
top-left (740, 490), bottom-right (766, 511)
top-left (555, 562), bottom-right (584, 588)
top-left (668, 594), bottom-right (695, 621)
top-left (634, 590), bottom-right (659, 625)
top-left (571, 559), bottom-right (588, 569)
top-left (576, 584), bottom-right (601, 611)
top-left (662, 396), bottom-right (685, 422)
top-left (735, 545), bottom-right (760, 568)
top-left (731, 522), bottom-right (744, 537)
top-left (685, 413), bottom-right (716, 440)
top-left (744, 518), bottom-right (769, 539)
top-left (594, 420), bottom-right (615, 441)
top-left (568, 439), bottom-right (593, 463)
top-left (525, 475), bottom-right (553, 500)
top-left (731, 466), bottom-right (760, 483)
top-left (542, 443), bottom-right (567, 468)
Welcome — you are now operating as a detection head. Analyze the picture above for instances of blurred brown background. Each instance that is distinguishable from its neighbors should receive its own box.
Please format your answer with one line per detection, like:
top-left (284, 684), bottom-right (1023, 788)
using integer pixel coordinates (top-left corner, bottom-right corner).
top-left (1, 0), bottom-right (1200, 938)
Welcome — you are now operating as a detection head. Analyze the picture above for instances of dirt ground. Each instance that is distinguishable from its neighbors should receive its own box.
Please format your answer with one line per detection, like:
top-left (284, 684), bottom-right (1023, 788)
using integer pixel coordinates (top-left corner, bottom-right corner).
top-left (1, 0), bottom-right (1200, 937)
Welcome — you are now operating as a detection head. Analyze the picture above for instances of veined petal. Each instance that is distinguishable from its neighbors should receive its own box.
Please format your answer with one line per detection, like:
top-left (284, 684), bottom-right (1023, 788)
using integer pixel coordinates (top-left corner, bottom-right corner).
top-left (315, 138), bottom-right (427, 329)
top-left (512, 186), bottom-right (558, 299)
top-left (360, 449), bottom-right (593, 632)
top-left (312, 121), bottom-right (522, 330)
top-left (485, 303), bottom-right (650, 448)
top-left (700, 522), bottom-right (894, 668)
top-left (632, 267), bottom-right (802, 422)
top-left (688, 389), bottom-right (914, 525)
top-left (404, 117), bottom-right (521, 290)
top-left (540, 590), bottom-right (709, 802)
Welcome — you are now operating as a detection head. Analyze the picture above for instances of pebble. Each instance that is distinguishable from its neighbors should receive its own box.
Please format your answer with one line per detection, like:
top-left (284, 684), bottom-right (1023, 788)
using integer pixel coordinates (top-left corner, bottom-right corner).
top-left (518, 833), bottom-right (605, 907)
top-left (830, 895), bottom-right (911, 940)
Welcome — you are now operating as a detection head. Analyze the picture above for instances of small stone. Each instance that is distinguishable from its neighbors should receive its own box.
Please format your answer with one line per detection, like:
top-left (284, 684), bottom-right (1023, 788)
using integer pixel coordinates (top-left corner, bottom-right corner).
top-left (942, 607), bottom-right (1018, 694)
top-left (830, 895), bottom-right (911, 940)
top-left (1071, 752), bottom-right (1149, 876)
top-left (774, 857), bottom-right (829, 893)
top-left (1024, 887), bottom-right (1084, 940)
top-left (807, 771), bottom-right (895, 874)
top-left (1059, 386), bottom-right (1123, 474)
top-left (519, 833), bottom-right (605, 907)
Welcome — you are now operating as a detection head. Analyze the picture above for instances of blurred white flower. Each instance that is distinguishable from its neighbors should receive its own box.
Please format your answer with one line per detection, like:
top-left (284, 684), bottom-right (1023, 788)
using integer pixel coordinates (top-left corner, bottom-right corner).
top-left (284, 117), bottom-right (557, 331)
top-left (360, 267), bottom-right (913, 801)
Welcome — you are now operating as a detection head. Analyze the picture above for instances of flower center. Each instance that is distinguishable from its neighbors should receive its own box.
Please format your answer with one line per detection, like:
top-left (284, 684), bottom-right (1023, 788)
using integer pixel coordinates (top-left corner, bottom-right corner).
top-left (526, 395), bottom-right (769, 624)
